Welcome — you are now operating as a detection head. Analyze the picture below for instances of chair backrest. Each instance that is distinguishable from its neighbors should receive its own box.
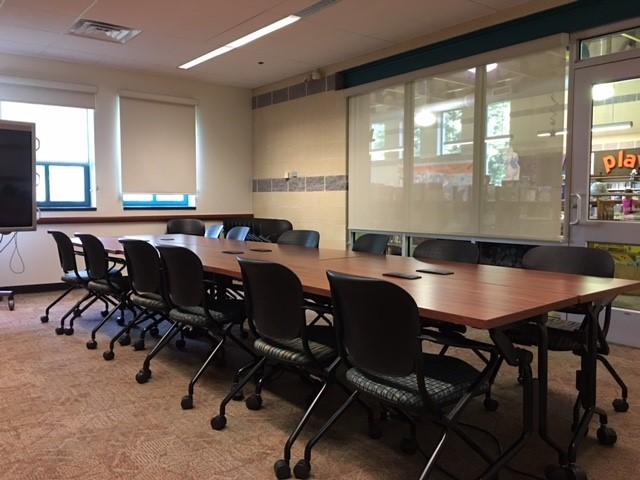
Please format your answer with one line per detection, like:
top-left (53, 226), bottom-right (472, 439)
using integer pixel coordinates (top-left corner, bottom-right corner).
top-left (523, 245), bottom-right (614, 278)
top-left (413, 239), bottom-right (479, 264)
top-left (226, 226), bottom-right (250, 241)
top-left (205, 224), bottom-right (224, 239)
top-left (120, 239), bottom-right (162, 295)
top-left (327, 270), bottom-right (422, 377)
top-left (166, 218), bottom-right (205, 236)
top-left (223, 218), bottom-right (293, 242)
top-left (277, 229), bottom-right (320, 248)
top-left (157, 246), bottom-right (204, 308)
top-left (238, 258), bottom-right (305, 340)
top-left (47, 230), bottom-right (79, 273)
top-left (75, 234), bottom-right (109, 281)
top-left (352, 233), bottom-right (389, 255)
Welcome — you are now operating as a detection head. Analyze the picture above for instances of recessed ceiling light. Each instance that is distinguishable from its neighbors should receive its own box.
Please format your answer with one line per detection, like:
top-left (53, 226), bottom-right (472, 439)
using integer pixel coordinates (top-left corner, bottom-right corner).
top-left (415, 109), bottom-right (437, 127)
top-left (592, 83), bottom-right (615, 101)
top-left (179, 15), bottom-right (300, 69)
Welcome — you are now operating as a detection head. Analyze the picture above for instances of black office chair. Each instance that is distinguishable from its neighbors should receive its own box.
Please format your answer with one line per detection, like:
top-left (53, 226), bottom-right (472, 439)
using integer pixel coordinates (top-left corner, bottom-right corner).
top-left (352, 233), bottom-right (389, 255)
top-left (226, 226), bottom-right (250, 241)
top-left (413, 238), bottom-right (479, 264)
top-left (505, 246), bottom-right (629, 417)
top-left (75, 234), bottom-right (132, 349)
top-left (277, 230), bottom-right (320, 248)
top-left (292, 271), bottom-right (505, 480)
top-left (211, 259), bottom-right (377, 480)
top-left (43, 230), bottom-right (109, 334)
top-left (205, 224), bottom-right (224, 239)
top-left (136, 245), bottom-right (254, 410)
top-left (166, 218), bottom-right (205, 236)
top-left (102, 240), bottom-right (173, 360)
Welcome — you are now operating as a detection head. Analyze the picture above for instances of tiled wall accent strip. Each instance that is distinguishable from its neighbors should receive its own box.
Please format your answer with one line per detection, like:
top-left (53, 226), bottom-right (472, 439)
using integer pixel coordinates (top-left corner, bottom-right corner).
top-left (252, 74), bottom-right (337, 110)
top-left (252, 175), bottom-right (347, 192)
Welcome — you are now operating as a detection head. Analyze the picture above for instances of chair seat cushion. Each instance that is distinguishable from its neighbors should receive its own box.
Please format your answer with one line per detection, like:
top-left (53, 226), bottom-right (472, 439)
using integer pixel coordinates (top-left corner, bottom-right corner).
top-left (131, 292), bottom-right (167, 312)
top-left (506, 317), bottom-right (583, 352)
top-left (169, 300), bottom-right (245, 328)
top-left (88, 275), bottom-right (129, 295)
top-left (61, 270), bottom-right (90, 284)
top-left (254, 325), bottom-right (336, 365)
top-left (346, 353), bottom-right (488, 409)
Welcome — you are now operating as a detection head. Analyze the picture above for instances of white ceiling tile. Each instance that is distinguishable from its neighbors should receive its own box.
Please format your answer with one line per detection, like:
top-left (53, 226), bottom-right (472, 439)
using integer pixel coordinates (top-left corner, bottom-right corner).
top-left (0, 0), bottom-right (563, 88)
top-left (3, 0), bottom-right (96, 15)
top-left (0, 2), bottom-right (79, 32)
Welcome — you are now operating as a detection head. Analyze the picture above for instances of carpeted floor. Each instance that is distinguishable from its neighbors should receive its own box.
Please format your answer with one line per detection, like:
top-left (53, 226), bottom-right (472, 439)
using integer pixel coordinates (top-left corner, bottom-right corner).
top-left (0, 291), bottom-right (638, 480)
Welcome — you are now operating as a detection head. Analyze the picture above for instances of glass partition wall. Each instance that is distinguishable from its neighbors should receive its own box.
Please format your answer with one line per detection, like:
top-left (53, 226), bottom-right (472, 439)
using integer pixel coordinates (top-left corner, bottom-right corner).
top-left (349, 46), bottom-right (569, 242)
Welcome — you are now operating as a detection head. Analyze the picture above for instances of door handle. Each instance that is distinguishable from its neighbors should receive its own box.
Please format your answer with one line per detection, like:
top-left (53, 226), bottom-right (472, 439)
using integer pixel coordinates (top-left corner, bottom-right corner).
top-left (570, 193), bottom-right (582, 225)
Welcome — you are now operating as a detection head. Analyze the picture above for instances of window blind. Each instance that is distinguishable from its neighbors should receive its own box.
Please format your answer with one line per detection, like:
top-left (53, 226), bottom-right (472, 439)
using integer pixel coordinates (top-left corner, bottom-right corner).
top-left (348, 46), bottom-right (567, 242)
top-left (119, 95), bottom-right (197, 195)
top-left (0, 75), bottom-right (96, 109)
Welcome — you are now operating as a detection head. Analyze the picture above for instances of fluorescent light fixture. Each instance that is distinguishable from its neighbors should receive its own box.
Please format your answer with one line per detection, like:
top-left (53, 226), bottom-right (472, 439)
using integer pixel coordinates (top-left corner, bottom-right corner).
top-left (536, 122), bottom-right (633, 137)
top-left (179, 15), bottom-right (300, 69)
top-left (592, 83), bottom-right (615, 101)
top-left (485, 134), bottom-right (512, 142)
top-left (621, 32), bottom-right (640, 43)
top-left (591, 121), bottom-right (633, 133)
top-left (537, 130), bottom-right (567, 137)
top-left (468, 63), bottom-right (497, 74)
top-left (414, 109), bottom-right (437, 127)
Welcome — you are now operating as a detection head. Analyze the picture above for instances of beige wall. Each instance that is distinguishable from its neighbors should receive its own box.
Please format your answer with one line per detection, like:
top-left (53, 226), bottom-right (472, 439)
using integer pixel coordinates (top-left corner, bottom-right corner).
top-left (252, 91), bottom-right (348, 249)
top-left (0, 53), bottom-right (252, 287)
top-left (251, 0), bottom-right (573, 249)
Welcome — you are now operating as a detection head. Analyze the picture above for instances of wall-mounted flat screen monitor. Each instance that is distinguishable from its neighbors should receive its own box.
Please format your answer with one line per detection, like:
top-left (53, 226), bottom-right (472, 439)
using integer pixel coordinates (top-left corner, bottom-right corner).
top-left (0, 120), bottom-right (36, 233)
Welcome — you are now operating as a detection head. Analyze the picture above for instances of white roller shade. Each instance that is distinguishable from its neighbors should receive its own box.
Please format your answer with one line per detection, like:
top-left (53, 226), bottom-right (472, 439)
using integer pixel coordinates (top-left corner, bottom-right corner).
top-left (119, 95), bottom-right (197, 195)
top-left (0, 75), bottom-right (96, 109)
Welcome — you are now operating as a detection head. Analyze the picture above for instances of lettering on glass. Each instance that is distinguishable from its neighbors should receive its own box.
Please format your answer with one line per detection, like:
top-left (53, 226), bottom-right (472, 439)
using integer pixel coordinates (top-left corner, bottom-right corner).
top-left (596, 149), bottom-right (640, 175)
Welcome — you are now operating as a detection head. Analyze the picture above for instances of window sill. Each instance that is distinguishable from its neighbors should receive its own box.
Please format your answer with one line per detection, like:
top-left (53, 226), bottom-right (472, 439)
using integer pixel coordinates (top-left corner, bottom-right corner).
top-left (39, 207), bottom-right (97, 212)
top-left (122, 206), bottom-right (196, 210)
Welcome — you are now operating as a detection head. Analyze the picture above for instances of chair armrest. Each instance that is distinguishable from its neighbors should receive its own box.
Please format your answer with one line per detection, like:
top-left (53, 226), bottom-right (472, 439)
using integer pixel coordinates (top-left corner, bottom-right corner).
top-left (419, 328), bottom-right (497, 353)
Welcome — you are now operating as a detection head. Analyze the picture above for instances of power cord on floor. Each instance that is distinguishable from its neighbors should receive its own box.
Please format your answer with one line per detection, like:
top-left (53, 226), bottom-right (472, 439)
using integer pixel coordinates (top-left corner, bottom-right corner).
top-left (457, 420), bottom-right (545, 480)
top-left (0, 233), bottom-right (25, 274)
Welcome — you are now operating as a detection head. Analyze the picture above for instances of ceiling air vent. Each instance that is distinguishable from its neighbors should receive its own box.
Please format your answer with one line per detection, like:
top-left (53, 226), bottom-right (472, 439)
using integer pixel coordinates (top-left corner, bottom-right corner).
top-left (69, 19), bottom-right (141, 44)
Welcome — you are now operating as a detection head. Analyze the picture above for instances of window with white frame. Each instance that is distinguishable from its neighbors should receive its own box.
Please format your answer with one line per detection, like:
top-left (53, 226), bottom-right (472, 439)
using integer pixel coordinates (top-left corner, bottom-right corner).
top-left (0, 101), bottom-right (94, 208)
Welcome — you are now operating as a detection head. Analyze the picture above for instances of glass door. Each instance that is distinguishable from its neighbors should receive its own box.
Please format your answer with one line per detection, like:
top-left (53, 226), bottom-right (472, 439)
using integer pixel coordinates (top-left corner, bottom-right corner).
top-left (570, 55), bottom-right (640, 345)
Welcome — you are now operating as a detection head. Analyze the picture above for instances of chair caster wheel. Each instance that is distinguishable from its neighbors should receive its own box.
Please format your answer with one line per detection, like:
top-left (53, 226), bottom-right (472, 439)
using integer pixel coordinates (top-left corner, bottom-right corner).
top-left (136, 369), bottom-right (151, 384)
top-left (8, 297), bottom-right (14, 310)
top-left (545, 464), bottom-right (587, 480)
top-left (245, 394), bottom-right (263, 411)
top-left (149, 326), bottom-right (160, 338)
top-left (64, 328), bottom-right (74, 336)
top-left (231, 384), bottom-right (244, 401)
top-left (274, 459), bottom-right (291, 480)
top-left (100, 309), bottom-right (109, 317)
top-left (175, 339), bottom-right (186, 351)
top-left (40, 315), bottom-right (48, 323)
top-left (613, 398), bottom-right (629, 413)
top-left (116, 317), bottom-right (125, 327)
top-left (293, 459), bottom-right (311, 479)
top-left (368, 423), bottom-right (383, 439)
top-left (484, 397), bottom-right (499, 412)
top-left (181, 395), bottom-right (194, 410)
top-left (133, 339), bottom-right (145, 351)
top-left (86, 340), bottom-right (97, 350)
top-left (517, 375), bottom-right (523, 385)
top-left (118, 334), bottom-right (131, 346)
top-left (211, 415), bottom-right (227, 430)
top-left (597, 425), bottom-right (617, 446)
top-left (55, 327), bottom-right (65, 335)
top-left (103, 351), bottom-right (115, 361)
top-left (400, 437), bottom-right (417, 454)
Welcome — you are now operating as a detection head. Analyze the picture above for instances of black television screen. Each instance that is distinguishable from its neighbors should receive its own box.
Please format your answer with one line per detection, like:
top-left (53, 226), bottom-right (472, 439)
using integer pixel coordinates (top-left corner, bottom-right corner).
top-left (0, 120), bottom-right (36, 233)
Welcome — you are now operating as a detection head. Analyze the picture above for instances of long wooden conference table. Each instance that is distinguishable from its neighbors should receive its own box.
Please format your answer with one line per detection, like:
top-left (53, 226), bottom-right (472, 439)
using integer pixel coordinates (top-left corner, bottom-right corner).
top-left (76, 233), bottom-right (639, 478)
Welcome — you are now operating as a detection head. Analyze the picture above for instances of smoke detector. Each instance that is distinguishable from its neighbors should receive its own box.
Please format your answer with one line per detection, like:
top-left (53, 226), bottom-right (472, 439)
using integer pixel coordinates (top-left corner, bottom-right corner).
top-left (69, 19), bottom-right (142, 44)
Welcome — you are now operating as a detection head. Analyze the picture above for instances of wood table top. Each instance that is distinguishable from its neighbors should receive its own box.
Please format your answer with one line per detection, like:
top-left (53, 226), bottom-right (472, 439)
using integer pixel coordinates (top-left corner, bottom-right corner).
top-left (73, 234), bottom-right (640, 330)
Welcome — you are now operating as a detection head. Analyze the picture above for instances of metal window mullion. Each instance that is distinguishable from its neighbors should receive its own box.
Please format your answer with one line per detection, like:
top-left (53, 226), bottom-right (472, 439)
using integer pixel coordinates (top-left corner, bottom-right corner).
top-left (403, 81), bottom-right (414, 240)
top-left (472, 66), bottom-right (487, 236)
